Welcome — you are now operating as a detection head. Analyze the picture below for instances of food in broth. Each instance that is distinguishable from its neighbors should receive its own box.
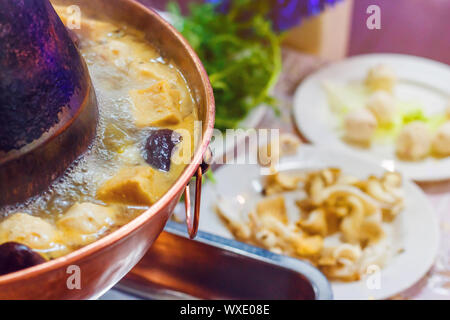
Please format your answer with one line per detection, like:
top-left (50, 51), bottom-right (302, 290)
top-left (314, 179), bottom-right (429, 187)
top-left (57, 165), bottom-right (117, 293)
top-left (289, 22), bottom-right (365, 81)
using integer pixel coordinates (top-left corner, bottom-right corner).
top-left (0, 7), bottom-right (198, 261)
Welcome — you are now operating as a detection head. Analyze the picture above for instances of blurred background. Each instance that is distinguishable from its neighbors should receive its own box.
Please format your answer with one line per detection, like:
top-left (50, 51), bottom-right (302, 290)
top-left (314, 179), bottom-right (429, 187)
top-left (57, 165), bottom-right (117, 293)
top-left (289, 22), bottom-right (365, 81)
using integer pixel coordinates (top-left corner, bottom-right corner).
top-left (102, 0), bottom-right (450, 300)
top-left (139, 0), bottom-right (450, 65)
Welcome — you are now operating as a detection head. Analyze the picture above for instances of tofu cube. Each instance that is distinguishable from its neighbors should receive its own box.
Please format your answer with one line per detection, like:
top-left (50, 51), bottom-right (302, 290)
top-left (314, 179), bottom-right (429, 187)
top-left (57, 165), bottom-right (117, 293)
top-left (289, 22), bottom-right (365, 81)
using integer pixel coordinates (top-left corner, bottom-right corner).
top-left (131, 61), bottom-right (171, 81)
top-left (57, 203), bottom-right (116, 235)
top-left (0, 213), bottom-right (59, 250)
top-left (129, 81), bottom-right (181, 128)
top-left (97, 166), bottom-right (160, 206)
top-left (56, 203), bottom-right (117, 247)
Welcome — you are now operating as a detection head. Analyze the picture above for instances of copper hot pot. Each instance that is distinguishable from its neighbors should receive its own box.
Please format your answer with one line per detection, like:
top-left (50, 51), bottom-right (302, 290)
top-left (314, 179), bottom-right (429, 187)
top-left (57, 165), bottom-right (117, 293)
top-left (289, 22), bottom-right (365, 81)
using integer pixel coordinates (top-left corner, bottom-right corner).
top-left (0, 0), bottom-right (215, 299)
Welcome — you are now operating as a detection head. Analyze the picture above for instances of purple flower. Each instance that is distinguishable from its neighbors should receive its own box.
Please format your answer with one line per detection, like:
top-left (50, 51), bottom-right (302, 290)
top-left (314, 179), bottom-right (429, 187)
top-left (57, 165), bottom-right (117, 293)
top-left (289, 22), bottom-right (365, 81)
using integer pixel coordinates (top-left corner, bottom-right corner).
top-left (205, 0), bottom-right (342, 31)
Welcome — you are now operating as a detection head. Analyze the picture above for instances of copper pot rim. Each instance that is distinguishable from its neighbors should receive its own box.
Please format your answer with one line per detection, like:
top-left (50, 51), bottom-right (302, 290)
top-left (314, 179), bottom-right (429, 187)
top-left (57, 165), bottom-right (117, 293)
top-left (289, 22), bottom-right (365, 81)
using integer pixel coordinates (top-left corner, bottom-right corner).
top-left (0, 0), bottom-right (215, 285)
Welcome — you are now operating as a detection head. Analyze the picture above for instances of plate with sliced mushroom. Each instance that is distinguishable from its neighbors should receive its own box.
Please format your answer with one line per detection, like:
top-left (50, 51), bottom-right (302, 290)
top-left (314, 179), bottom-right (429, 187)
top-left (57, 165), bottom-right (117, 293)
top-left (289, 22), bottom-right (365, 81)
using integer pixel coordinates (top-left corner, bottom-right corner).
top-left (199, 145), bottom-right (440, 300)
top-left (293, 54), bottom-right (450, 181)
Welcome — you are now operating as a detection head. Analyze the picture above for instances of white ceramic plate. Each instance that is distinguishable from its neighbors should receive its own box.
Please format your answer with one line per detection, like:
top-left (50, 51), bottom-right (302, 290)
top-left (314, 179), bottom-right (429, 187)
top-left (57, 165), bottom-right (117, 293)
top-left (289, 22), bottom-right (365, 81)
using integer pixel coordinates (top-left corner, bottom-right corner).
top-left (199, 145), bottom-right (440, 300)
top-left (208, 105), bottom-right (271, 163)
top-left (293, 54), bottom-right (450, 182)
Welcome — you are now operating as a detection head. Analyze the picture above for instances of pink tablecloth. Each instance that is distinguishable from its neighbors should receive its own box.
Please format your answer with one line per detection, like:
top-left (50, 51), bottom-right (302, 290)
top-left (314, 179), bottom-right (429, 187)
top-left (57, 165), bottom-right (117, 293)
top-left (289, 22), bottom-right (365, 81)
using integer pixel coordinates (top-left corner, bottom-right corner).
top-left (269, 49), bottom-right (450, 300)
top-left (349, 0), bottom-right (450, 66)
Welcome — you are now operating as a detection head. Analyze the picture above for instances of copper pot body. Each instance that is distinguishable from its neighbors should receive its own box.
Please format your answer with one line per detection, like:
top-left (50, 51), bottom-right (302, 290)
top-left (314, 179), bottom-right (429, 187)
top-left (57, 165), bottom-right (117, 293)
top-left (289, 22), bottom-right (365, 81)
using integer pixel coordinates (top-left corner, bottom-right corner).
top-left (0, 0), bottom-right (215, 300)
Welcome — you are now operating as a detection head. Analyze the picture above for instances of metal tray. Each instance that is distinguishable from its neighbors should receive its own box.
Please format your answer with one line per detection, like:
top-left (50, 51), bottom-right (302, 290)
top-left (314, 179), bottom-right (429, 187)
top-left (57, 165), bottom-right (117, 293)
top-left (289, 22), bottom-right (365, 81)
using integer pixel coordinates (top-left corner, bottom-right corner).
top-left (115, 222), bottom-right (332, 300)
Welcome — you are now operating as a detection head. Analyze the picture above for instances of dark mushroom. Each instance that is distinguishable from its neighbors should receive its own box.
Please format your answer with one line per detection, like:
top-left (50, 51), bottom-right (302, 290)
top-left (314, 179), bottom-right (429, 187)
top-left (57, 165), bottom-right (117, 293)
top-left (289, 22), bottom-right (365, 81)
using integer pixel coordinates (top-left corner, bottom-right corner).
top-left (144, 129), bottom-right (182, 172)
top-left (0, 242), bottom-right (46, 275)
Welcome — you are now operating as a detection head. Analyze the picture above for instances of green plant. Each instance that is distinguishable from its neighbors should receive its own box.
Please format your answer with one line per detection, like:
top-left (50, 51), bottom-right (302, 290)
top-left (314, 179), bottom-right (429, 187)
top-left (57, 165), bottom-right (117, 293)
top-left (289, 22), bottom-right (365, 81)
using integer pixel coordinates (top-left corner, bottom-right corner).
top-left (168, 0), bottom-right (282, 130)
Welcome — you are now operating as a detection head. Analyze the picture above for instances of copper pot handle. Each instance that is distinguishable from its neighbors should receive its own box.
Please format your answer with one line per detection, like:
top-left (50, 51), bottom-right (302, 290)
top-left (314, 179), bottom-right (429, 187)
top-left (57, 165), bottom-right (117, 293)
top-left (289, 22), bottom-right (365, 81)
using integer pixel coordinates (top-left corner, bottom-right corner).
top-left (184, 148), bottom-right (212, 239)
top-left (184, 167), bottom-right (202, 239)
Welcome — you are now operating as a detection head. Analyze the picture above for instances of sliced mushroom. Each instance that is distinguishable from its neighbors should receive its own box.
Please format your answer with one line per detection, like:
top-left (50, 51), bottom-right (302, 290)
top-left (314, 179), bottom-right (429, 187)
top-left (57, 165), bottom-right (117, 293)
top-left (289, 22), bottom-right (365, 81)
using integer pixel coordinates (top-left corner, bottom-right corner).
top-left (144, 129), bottom-right (182, 172)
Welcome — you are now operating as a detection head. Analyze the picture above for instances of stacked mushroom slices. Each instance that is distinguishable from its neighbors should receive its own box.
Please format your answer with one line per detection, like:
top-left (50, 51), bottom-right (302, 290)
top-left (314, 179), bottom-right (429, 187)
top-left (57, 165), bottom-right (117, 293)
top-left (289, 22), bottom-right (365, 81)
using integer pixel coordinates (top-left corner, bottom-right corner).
top-left (216, 167), bottom-right (405, 282)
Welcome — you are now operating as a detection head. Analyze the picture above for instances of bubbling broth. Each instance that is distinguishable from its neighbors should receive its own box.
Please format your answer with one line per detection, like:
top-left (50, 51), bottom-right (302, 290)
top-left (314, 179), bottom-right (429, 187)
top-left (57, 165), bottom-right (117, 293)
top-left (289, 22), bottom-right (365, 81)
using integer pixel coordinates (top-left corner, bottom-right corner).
top-left (0, 7), bottom-right (198, 259)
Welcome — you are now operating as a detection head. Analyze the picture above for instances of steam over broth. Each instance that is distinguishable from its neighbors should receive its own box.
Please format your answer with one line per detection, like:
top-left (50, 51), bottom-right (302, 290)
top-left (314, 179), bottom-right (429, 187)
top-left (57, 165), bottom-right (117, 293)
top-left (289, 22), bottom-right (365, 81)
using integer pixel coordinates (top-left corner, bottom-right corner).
top-left (0, 7), bottom-right (198, 259)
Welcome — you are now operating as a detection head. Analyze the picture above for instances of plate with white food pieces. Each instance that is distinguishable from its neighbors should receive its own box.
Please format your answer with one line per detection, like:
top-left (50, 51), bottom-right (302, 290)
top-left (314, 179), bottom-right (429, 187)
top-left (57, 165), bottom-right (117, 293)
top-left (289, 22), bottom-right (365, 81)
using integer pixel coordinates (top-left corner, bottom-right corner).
top-left (199, 143), bottom-right (440, 300)
top-left (293, 53), bottom-right (450, 181)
